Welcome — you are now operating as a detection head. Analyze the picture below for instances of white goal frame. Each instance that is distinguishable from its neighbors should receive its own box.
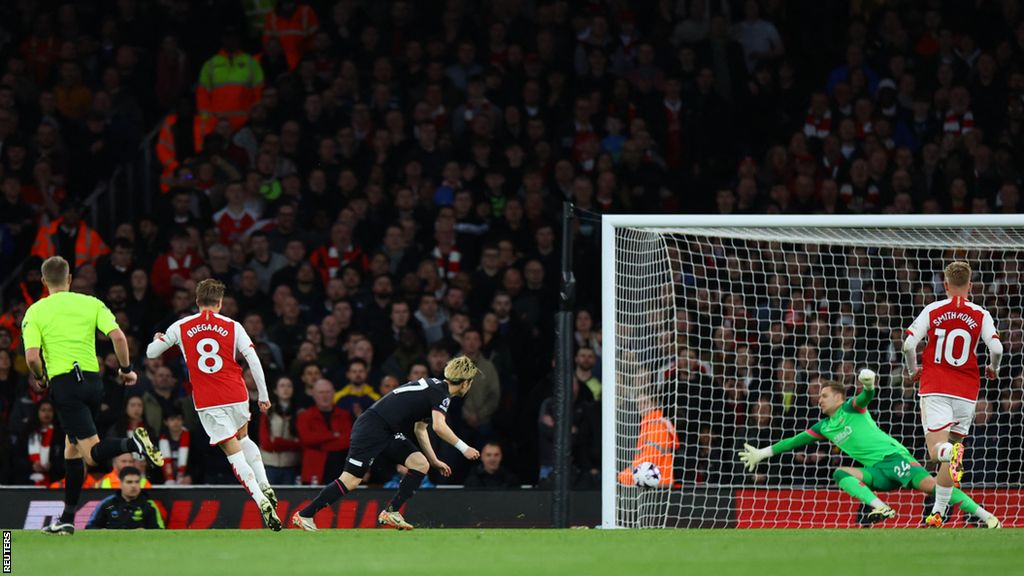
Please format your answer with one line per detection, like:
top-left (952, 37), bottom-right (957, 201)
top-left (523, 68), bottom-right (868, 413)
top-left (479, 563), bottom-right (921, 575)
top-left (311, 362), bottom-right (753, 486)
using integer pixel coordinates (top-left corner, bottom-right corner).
top-left (600, 214), bottom-right (1024, 529)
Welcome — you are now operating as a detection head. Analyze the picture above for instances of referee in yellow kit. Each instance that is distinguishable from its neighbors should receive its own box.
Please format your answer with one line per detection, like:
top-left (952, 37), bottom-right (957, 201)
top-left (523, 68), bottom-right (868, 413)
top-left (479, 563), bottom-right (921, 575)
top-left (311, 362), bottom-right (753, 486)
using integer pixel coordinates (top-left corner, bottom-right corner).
top-left (23, 256), bottom-right (164, 535)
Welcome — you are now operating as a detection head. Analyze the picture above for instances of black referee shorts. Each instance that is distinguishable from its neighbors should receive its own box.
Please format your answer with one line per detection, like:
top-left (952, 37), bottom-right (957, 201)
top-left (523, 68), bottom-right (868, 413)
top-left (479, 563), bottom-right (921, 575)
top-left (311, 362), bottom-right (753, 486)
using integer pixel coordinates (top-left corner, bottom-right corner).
top-left (343, 409), bottom-right (419, 477)
top-left (50, 370), bottom-right (103, 443)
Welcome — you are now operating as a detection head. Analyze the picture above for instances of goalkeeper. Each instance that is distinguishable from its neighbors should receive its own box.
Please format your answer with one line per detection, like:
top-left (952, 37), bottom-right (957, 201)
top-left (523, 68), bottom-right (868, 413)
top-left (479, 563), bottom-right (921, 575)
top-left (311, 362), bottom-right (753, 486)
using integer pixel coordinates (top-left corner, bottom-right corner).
top-left (738, 369), bottom-right (1000, 527)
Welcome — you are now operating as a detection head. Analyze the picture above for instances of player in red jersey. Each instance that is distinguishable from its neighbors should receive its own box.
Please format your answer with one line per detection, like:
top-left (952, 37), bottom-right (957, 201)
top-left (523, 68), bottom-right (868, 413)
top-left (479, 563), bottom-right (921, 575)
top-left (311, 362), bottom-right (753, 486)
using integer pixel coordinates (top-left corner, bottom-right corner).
top-left (146, 279), bottom-right (281, 531)
top-left (903, 261), bottom-right (1003, 527)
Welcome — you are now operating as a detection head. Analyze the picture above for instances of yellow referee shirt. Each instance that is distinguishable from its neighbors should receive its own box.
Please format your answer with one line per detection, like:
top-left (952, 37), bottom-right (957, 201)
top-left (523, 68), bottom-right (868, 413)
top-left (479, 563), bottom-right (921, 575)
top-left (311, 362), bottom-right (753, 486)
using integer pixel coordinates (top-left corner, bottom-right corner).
top-left (21, 291), bottom-right (119, 377)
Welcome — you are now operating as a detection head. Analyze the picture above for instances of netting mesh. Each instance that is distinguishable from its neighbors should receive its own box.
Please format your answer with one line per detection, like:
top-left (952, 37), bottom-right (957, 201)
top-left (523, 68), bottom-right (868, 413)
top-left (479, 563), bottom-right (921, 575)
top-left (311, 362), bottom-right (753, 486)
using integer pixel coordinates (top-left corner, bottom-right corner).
top-left (612, 225), bottom-right (1024, 528)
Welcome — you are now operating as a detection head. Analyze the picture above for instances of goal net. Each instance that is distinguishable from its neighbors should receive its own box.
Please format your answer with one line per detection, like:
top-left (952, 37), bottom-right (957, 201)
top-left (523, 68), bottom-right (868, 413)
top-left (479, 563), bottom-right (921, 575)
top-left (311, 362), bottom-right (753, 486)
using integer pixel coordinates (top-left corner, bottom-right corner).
top-left (600, 215), bottom-right (1024, 528)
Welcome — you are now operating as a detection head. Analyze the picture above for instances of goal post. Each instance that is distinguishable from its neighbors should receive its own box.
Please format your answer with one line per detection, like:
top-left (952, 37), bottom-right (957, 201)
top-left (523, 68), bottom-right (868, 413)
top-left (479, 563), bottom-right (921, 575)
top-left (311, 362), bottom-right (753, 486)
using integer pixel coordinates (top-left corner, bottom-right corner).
top-left (601, 214), bottom-right (1024, 529)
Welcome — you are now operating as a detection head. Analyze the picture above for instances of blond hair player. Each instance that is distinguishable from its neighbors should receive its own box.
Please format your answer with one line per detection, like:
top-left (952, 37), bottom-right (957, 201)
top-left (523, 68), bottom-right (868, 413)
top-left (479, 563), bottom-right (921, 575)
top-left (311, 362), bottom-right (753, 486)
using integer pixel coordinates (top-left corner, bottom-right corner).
top-left (903, 261), bottom-right (1003, 527)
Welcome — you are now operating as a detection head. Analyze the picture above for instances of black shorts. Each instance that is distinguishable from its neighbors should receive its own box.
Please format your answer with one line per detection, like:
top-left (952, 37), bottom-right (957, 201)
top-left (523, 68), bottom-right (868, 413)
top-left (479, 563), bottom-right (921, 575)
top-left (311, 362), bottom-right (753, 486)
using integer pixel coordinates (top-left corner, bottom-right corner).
top-left (343, 409), bottom-right (419, 476)
top-left (50, 369), bottom-right (103, 443)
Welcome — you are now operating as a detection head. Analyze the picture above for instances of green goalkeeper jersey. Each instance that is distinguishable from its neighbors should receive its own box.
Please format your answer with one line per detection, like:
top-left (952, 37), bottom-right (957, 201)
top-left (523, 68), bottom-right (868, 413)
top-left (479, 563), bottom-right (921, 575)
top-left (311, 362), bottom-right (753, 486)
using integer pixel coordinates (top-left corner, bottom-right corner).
top-left (770, 387), bottom-right (913, 467)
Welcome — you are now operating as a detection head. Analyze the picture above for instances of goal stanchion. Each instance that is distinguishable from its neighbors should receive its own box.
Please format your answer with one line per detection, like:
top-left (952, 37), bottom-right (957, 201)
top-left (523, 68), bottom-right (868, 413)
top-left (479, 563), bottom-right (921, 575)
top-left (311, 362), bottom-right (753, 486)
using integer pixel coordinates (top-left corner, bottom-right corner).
top-left (601, 215), bottom-right (1024, 528)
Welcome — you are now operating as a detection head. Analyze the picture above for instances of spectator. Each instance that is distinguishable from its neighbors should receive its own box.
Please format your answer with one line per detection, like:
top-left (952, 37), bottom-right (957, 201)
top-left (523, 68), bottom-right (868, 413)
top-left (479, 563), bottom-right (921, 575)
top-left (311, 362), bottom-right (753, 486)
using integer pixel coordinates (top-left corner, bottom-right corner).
top-left (143, 366), bottom-right (181, 433)
top-left (150, 231), bottom-right (203, 302)
top-left (247, 230), bottom-right (287, 294)
top-left (86, 466), bottom-right (164, 529)
top-left (23, 399), bottom-right (59, 486)
top-left (541, 378), bottom-right (601, 488)
top-left (458, 328), bottom-right (500, 434)
top-left (97, 453), bottom-right (153, 489)
top-left (158, 409), bottom-right (190, 485)
top-left (106, 395), bottom-right (154, 445)
top-left (332, 358), bottom-right (379, 419)
top-left (414, 293), bottom-right (447, 346)
top-left (464, 442), bottom-right (519, 489)
top-left (296, 378), bottom-right (352, 484)
top-left (574, 347), bottom-right (601, 401)
top-left (260, 376), bottom-right (302, 485)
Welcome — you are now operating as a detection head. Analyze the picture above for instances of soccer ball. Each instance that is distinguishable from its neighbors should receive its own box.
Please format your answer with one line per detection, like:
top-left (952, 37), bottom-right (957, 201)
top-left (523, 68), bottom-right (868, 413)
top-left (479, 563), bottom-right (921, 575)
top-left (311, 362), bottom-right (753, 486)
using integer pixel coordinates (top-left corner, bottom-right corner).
top-left (632, 462), bottom-right (661, 488)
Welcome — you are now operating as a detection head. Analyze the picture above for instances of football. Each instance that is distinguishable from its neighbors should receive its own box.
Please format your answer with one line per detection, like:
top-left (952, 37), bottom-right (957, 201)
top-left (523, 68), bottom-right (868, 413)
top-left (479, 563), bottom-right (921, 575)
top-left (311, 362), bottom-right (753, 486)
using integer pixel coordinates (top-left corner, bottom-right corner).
top-left (632, 462), bottom-right (661, 488)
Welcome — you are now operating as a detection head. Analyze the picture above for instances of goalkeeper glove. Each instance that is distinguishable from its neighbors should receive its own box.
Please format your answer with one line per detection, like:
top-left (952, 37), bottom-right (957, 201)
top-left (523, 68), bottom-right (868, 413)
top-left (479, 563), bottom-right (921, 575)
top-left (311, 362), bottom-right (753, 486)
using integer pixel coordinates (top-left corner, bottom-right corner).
top-left (738, 443), bottom-right (773, 472)
top-left (858, 368), bottom-right (877, 390)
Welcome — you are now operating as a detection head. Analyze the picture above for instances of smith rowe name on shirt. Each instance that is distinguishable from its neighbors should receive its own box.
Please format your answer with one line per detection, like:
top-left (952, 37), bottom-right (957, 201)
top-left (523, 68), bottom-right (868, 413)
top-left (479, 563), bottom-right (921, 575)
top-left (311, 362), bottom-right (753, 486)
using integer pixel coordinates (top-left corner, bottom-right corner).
top-left (931, 311), bottom-right (979, 329)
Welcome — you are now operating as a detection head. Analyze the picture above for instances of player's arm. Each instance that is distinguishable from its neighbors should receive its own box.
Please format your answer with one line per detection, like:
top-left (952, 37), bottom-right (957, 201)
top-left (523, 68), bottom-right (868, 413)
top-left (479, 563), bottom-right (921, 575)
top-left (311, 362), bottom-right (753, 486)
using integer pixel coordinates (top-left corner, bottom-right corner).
top-left (236, 324), bottom-right (270, 407)
top-left (21, 308), bottom-right (46, 385)
top-left (981, 310), bottom-right (1003, 379)
top-left (413, 420), bottom-right (450, 477)
top-left (145, 323), bottom-right (179, 359)
top-left (430, 409), bottom-right (480, 460)
top-left (738, 425), bottom-right (824, 471)
top-left (902, 308), bottom-right (929, 378)
top-left (850, 368), bottom-right (877, 412)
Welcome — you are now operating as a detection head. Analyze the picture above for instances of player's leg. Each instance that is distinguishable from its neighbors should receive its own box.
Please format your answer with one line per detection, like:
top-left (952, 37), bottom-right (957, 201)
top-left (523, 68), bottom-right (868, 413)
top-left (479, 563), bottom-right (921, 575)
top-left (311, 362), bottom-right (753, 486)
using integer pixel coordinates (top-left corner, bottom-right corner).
top-left (379, 445), bottom-right (428, 530)
top-left (218, 435), bottom-right (281, 530)
top-left (294, 471), bottom-right (363, 531)
top-left (236, 424), bottom-right (274, 506)
top-left (294, 413), bottom-right (379, 531)
top-left (832, 467), bottom-right (895, 523)
top-left (911, 470), bottom-right (999, 527)
top-left (206, 406), bottom-right (279, 530)
top-left (218, 436), bottom-right (268, 504)
top-left (921, 397), bottom-right (957, 520)
top-left (947, 397), bottom-right (976, 484)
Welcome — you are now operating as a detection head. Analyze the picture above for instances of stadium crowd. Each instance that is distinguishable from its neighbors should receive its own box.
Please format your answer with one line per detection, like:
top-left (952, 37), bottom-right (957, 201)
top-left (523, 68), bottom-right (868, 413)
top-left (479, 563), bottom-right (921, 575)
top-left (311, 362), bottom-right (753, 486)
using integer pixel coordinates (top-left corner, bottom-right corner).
top-left (0, 0), bottom-right (1022, 491)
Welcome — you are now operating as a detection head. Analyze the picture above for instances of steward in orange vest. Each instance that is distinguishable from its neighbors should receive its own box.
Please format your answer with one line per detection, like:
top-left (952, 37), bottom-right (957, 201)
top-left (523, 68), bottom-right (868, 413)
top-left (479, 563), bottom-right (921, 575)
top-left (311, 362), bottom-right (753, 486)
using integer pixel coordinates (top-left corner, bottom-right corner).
top-left (618, 406), bottom-right (679, 487)
top-left (156, 100), bottom-right (215, 193)
top-left (262, 0), bottom-right (319, 71)
top-left (196, 29), bottom-right (264, 132)
top-left (30, 205), bottom-right (109, 269)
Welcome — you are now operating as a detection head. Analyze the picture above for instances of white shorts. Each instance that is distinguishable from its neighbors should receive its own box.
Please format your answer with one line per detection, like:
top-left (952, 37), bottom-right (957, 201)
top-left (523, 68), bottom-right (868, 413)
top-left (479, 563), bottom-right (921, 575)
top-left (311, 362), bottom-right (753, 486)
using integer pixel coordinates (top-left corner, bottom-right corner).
top-left (920, 395), bottom-right (976, 437)
top-left (198, 402), bottom-right (251, 445)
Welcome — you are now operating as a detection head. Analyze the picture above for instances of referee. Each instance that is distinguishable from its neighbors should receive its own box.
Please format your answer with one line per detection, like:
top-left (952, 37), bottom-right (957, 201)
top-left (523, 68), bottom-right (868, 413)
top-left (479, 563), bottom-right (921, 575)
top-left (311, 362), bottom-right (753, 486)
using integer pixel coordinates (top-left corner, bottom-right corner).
top-left (23, 256), bottom-right (164, 535)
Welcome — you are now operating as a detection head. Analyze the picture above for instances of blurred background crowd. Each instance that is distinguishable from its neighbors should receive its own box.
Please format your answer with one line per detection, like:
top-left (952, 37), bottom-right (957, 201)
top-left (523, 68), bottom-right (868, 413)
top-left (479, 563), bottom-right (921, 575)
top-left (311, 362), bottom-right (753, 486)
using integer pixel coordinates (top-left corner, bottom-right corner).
top-left (0, 0), bottom-right (1022, 490)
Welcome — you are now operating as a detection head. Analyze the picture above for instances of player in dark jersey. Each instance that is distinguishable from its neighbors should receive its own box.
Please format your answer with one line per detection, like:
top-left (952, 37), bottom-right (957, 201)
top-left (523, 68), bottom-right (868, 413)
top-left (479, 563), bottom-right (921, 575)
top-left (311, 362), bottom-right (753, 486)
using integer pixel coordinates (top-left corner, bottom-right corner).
top-left (292, 356), bottom-right (481, 530)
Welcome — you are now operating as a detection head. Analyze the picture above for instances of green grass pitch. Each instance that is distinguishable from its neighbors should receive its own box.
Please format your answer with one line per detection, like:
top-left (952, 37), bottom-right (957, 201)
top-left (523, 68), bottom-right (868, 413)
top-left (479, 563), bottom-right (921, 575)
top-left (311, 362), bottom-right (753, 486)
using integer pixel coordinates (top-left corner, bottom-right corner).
top-left (7, 529), bottom-right (1023, 576)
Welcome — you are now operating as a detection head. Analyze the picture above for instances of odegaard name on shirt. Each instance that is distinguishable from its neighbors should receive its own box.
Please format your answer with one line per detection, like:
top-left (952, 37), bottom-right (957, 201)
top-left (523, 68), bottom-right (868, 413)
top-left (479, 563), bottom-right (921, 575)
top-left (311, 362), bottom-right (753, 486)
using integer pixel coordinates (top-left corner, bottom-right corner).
top-left (186, 324), bottom-right (230, 338)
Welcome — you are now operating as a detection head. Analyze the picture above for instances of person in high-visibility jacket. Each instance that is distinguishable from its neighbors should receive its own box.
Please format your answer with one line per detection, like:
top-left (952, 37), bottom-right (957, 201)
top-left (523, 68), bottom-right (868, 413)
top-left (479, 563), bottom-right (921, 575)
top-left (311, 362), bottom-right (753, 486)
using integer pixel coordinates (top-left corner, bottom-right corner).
top-left (196, 28), bottom-right (264, 132)
top-left (30, 204), bottom-right (109, 270)
top-left (97, 453), bottom-right (153, 489)
top-left (618, 402), bottom-right (679, 487)
top-left (262, 0), bottom-right (318, 71)
top-left (155, 99), bottom-right (215, 193)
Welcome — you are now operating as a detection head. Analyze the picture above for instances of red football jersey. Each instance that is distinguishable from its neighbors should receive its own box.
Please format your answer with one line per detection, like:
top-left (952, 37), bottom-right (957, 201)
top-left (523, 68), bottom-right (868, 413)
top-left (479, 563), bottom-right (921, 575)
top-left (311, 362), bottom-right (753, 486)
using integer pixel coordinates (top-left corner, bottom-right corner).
top-left (905, 297), bottom-right (1000, 401)
top-left (160, 311), bottom-right (254, 409)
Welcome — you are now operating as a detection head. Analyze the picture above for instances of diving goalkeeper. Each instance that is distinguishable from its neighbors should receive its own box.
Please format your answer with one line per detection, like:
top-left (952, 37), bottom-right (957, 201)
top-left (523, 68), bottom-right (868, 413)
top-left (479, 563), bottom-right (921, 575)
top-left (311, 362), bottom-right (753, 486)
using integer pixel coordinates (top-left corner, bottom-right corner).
top-left (738, 369), bottom-right (1000, 528)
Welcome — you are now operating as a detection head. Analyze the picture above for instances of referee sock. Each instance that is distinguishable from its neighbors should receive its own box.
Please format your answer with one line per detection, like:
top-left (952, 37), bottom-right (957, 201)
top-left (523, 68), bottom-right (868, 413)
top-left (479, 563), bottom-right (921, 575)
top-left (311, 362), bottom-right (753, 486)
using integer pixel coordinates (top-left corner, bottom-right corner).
top-left (387, 469), bottom-right (426, 511)
top-left (60, 458), bottom-right (85, 524)
top-left (90, 437), bottom-right (134, 464)
top-left (300, 479), bottom-right (348, 518)
top-left (240, 436), bottom-right (270, 487)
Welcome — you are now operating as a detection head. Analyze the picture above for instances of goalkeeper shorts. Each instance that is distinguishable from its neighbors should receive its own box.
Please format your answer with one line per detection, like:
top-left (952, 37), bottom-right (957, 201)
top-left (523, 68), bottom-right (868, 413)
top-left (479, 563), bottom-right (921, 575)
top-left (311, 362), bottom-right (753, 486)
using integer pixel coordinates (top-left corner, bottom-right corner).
top-left (862, 454), bottom-right (930, 492)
